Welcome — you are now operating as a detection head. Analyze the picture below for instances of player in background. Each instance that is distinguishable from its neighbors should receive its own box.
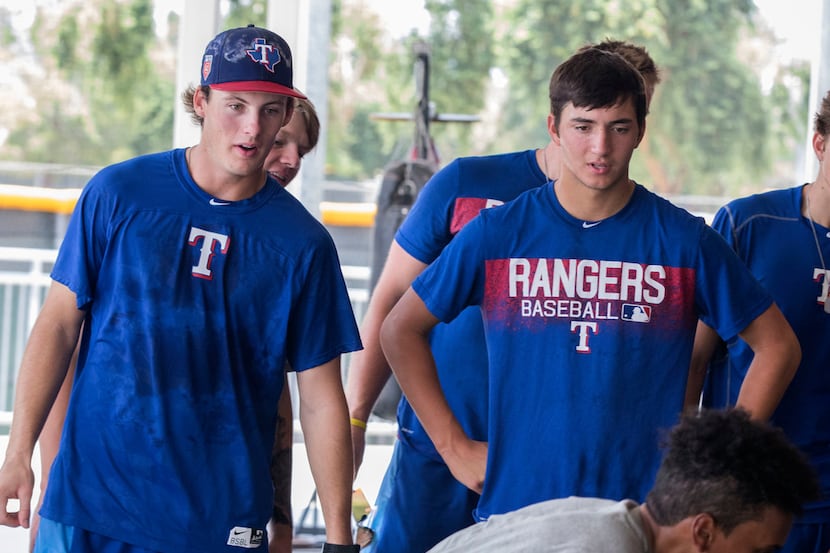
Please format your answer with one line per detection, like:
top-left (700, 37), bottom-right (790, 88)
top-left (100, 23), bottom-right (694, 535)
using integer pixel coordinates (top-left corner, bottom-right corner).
top-left (688, 89), bottom-right (830, 553)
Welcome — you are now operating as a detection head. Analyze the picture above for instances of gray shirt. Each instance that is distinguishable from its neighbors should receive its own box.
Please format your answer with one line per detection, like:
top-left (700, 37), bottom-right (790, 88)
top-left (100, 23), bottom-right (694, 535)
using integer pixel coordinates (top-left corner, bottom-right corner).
top-left (428, 497), bottom-right (653, 552)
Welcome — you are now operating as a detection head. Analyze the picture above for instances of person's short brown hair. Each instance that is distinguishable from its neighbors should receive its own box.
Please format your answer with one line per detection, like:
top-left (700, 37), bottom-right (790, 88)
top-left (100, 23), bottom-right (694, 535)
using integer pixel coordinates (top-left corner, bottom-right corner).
top-left (815, 89), bottom-right (830, 137)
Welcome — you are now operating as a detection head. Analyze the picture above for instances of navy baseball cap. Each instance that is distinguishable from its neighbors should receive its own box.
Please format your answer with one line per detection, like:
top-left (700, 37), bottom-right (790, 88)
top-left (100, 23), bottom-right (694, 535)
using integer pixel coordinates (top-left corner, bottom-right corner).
top-left (200, 25), bottom-right (307, 99)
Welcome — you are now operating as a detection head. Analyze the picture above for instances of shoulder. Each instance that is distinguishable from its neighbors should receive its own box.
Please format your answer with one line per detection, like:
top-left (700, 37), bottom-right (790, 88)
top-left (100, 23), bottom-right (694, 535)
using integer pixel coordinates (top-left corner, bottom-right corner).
top-left (713, 186), bottom-right (800, 235)
top-left (637, 185), bottom-right (708, 233)
top-left (722, 186), bottom-right (799, 221)
top-left (85, 151), bottom-right (175, 197)
top-left (431, 150), bottom-right (535, 183)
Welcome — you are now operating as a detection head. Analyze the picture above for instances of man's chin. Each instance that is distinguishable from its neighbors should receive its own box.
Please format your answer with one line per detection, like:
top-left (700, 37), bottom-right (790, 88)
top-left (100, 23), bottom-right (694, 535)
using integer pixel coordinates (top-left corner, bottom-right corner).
top-left (268, 172), bottom-right (288, 187)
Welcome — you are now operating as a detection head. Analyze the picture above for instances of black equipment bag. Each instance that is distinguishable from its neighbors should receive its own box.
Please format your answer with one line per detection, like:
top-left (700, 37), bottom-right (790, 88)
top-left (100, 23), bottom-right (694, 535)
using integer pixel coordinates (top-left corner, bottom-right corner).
top-left (368, 158), bottom-right (436, 420)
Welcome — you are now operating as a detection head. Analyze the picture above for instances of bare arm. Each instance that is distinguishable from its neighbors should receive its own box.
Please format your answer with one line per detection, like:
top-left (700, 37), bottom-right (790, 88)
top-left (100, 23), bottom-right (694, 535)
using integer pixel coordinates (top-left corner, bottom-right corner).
top-left (296, 358), bottom-right (355, 546)
top-left (684, 320), bottom-right (722, 413)
top-left (0, 281), bottom-right (84, 528)
top-left (734, 303), bottom-right (800, 420)
top-left (28, 337), bottom-right (79, 551)
top-left (268, 373), bottom-right (294, 553)
top-left (380, 288), bottom-right (487, 493)
top-left (345, 242), bottom-right (427, 475)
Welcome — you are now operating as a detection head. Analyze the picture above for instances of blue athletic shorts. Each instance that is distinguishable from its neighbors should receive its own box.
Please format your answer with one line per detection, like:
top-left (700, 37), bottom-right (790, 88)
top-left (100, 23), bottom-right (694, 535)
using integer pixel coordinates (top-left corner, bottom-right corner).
top-left (33, 518), bottom-right (158, 553)
top-left (363, 439), bottom-right (479, 553)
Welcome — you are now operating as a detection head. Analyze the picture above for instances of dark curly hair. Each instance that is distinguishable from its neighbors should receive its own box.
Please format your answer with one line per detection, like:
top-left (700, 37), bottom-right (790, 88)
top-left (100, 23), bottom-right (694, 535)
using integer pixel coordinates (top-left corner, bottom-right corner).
top-left (646, 408), bottom-right (820, 535)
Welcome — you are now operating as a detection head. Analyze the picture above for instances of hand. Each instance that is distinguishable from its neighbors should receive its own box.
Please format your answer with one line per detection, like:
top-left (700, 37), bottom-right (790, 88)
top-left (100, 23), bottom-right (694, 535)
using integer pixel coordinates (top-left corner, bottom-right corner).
top-left (0, 458), bottom-right (35, 528)
top-left (442, 439), bottom-right (488, 494)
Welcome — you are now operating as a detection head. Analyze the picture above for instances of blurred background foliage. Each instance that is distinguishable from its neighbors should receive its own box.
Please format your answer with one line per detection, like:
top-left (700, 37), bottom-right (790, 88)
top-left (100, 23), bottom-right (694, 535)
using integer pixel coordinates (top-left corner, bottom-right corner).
top-left (0, 0), bottom-right (813, 197)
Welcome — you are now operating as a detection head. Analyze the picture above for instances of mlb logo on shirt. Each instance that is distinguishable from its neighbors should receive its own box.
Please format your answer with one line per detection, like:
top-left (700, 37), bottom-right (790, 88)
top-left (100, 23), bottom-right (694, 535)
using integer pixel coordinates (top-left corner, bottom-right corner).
top-left (621, 304), bottom-right (651, 323)
top-left (227, 527), bottom-right (264, 549)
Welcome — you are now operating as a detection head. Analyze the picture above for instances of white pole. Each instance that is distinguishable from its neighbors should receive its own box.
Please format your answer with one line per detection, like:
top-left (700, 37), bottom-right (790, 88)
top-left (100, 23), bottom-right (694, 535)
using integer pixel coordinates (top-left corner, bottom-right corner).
top-left (172, 0), bottom-right (221, 149)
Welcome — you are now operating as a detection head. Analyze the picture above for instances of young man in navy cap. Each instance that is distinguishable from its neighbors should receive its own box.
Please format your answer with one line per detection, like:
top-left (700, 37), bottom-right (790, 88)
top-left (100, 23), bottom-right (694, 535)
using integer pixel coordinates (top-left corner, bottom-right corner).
top-left (0, 25), bottom-right (362, 553)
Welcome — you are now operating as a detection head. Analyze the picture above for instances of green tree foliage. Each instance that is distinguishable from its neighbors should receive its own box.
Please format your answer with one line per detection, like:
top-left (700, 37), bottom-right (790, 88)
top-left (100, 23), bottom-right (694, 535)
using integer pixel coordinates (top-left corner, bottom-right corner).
top-left (0, 0), bottom-right (813, 196)
top-left (327, 0), bottom-right (399, 179)
top-left (224, 0), bottom-right (268, 29)
top-left (496, 0), bottom-right (807, 196)
top-left (4, 0), bottom-right (175, 165)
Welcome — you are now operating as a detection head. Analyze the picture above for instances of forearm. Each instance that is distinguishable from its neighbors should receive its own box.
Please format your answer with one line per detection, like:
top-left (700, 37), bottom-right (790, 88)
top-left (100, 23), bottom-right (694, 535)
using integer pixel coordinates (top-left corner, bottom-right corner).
top-left (684, 321), bottom-right (721, 413)
top-left (6, 310), bottom-right (81, 462)
top-left (736, 353), bottom-right (799, 420)
top-left (298, 363), bottom-right (354, 545)
top-left (735, 305), bottom-right (800, 420)
top-left (37, 351), bottom-right (76, 490)
top-left (380, 292), bottom-right (467, 456)
top-left (345, 310), bottom-right (393, 423)
top-left (269, 377), bottom-right (293, 551)
top-left (347, 242), bottom-right (428, 422)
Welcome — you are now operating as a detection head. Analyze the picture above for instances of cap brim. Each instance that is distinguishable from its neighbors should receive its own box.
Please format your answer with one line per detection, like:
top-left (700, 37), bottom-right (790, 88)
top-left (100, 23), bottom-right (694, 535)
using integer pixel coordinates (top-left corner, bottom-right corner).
top-left (210, 81), bottom-right (307, 99)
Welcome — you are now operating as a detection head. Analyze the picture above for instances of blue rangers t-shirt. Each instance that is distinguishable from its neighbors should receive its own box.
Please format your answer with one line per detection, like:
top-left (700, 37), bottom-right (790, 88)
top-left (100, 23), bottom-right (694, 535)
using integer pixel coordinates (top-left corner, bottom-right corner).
top-left (413, 182), bottom-right (772, 520)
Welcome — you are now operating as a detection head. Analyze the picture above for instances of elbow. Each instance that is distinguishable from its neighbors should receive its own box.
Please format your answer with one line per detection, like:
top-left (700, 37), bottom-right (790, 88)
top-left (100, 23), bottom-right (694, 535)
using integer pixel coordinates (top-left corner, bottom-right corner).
top-left (783, 330), bottom-right (802, 380)
top-left (378, 311), bottom-right (399, 364)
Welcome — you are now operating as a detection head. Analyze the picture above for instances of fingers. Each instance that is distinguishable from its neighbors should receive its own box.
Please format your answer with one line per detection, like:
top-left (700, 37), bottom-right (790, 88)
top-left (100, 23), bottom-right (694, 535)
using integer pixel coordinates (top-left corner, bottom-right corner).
top-left (3, 496), bottom-right (29, 528)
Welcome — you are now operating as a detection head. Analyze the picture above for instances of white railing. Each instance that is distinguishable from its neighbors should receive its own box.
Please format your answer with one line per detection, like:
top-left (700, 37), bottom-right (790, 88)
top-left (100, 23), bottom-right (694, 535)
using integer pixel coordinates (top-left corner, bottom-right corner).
top-left (0, 246), bottom-right (370, 426)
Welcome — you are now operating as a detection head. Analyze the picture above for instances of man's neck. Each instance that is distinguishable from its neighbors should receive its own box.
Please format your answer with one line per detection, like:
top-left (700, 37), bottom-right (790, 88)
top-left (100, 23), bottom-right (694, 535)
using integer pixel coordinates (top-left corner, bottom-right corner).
top-left (187, 145), bottom-right (268, 202)
top-left (553, 173), bottom-right (636, 222)
top-left (638, 504), bottom-right (694, 553)
top-left (804, 178), bottom-right (830, 228)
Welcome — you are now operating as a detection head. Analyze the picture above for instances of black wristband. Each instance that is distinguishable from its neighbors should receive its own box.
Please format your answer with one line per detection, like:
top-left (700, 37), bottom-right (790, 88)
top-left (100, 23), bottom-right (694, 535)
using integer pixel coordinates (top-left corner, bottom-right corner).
top-left (321, 543), bottom-right (360, 553)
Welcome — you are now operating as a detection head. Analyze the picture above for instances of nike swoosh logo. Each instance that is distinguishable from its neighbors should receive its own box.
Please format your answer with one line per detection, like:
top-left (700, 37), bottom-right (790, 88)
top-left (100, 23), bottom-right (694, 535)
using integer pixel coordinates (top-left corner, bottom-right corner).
top-left (582, 221), bottom-right (601, 228)
top-left (233, 529), bottom-right (247, 535)
top-left (210, 198), bottom-right (231, 206)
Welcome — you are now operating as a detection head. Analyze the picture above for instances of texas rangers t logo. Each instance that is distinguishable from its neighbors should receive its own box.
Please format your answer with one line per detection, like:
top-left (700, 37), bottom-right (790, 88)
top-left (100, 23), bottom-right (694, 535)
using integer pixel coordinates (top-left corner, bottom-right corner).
top-left (189, 227), bottom-right (230, 280)
top-left (246, 38), bottom-right (280, 73)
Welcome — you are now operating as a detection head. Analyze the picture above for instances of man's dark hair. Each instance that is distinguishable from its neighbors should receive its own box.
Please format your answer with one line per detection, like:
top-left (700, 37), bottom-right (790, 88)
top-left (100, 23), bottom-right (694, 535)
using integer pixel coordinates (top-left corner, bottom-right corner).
top-left (548, 48), bottom-right (647, 133)
top-left (815, 88), bottom-right (830, 137)
top-left (646, 409), bottom-right (820, 535)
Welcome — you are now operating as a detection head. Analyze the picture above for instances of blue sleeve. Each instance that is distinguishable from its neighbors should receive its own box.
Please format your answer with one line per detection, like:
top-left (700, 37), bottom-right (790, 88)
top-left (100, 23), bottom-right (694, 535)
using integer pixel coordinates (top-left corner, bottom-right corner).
top-left (395, 160), bottom-right (461, 264)
top-left (286, 231), bottom-right (362, 371)
top-left (412, 214), bottom-right (486, 323)
top-left (710, 204), bottom-right (739, 251)
top-left (695, 225), bottom-right (771, 342)
top-left (50, 169), bottom-right (117, 310)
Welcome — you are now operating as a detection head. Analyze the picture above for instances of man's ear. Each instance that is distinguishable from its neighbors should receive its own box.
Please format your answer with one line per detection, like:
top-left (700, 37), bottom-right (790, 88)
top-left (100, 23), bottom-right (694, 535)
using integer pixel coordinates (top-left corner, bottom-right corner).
top-left (193, 87), bottom-right (208, 119)
top-left (691, 513), bottom-right (716, 552)
top-left (813, 131), bottom-right (826, 161)
top-left (547, 113), bottom-right (561, 146)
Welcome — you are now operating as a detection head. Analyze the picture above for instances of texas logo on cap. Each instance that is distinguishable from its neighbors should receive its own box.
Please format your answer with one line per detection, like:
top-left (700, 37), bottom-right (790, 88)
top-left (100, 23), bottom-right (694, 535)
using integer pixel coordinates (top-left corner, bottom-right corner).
top-left (246, 38), bottom-right (281, 72)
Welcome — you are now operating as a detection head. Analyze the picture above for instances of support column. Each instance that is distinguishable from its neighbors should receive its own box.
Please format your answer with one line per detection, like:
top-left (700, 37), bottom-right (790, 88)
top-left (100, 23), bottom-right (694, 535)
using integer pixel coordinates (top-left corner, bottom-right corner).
top-left (172, 0), bottom-right (221, 149)
top-left (805, 0), bottom-right (830, 180)
top-left (268, 0), bottom-right (330, 218)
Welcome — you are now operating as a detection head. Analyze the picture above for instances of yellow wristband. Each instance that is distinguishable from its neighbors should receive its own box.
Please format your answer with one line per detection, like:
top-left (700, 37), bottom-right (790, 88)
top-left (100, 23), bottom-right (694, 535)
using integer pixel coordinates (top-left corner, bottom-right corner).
top-left (350, 417), bottom-right (367, 430)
